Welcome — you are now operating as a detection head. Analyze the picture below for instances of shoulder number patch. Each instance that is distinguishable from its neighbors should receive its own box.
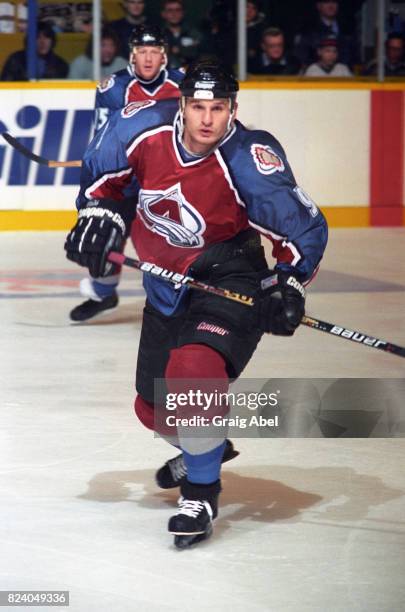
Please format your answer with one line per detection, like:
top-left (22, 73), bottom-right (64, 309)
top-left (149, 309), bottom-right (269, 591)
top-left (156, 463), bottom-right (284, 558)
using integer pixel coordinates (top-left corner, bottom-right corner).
top-left (250, 143), bottom-right (285, 175)
top-left (121, 99), bottom-right (156, 118)
top-left (97, 75), bottom-right (115, 93)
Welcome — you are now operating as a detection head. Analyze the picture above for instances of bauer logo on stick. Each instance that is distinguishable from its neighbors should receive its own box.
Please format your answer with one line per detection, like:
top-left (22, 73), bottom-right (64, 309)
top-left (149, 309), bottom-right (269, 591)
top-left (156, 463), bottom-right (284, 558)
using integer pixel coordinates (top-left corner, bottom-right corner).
top-left (251, 144), bottom-right (285, 175)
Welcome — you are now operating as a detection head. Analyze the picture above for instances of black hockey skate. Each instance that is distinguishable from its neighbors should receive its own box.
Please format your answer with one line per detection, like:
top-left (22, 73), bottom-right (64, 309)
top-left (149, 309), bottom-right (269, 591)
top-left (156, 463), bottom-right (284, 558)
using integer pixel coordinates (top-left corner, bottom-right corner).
top-left (168, 480), bottom-right (221, 549)
top-left (70, 293), bottom-right (118, 322)
top-left (156, 439), bottom-right (239, 489)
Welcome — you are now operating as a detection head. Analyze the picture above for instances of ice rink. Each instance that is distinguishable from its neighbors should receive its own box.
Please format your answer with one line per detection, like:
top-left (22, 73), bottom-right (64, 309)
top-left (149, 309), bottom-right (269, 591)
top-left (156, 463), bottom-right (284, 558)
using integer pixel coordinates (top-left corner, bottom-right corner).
top-left (1, 229), bottom-right (404, 611)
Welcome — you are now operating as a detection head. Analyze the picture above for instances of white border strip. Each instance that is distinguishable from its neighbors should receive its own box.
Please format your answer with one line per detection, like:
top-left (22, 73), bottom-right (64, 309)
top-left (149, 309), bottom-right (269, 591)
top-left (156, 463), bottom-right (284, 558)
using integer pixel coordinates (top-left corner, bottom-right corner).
top-left (248, 219), bottom-right (302, 265)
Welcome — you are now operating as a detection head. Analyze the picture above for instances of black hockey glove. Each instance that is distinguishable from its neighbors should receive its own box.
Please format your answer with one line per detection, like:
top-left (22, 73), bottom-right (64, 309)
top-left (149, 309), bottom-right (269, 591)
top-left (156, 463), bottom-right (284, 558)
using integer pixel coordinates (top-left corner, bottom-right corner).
top-left (64, 201), bottom-right (129, 278)
top-left (259, 271), bottom-right (305, 336)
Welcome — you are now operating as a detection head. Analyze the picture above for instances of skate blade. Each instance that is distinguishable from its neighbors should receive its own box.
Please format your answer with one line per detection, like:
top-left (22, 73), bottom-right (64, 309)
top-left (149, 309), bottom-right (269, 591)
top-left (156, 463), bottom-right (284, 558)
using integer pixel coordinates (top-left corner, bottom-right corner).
top-left (173, 525), bottom-right (213, 549)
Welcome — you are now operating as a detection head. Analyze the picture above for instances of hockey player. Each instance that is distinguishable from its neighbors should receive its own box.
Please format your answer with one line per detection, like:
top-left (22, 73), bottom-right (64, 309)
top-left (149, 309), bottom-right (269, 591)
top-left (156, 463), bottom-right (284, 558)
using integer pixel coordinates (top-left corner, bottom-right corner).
top-left (65, 62), bottom-right (328, 547)
top-left (70, 24), bottom-right (184, 322)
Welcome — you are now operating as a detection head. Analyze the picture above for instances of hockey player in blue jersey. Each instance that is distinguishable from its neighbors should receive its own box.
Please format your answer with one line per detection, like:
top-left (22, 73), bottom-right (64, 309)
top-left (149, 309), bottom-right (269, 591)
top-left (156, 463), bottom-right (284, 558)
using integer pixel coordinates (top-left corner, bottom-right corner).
top-left (70, 24), bottom-right (184, 322)
top-left (65, 61), bottom-right (328, 548)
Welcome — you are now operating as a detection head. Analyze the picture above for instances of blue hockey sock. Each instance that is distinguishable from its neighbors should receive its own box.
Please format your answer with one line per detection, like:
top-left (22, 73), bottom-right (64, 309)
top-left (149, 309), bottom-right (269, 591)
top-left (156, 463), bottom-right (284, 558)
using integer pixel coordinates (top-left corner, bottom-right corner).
top-left (182, 440), bottom-right (226, 484)
top-left (92, 279), bottom-right (119, 299)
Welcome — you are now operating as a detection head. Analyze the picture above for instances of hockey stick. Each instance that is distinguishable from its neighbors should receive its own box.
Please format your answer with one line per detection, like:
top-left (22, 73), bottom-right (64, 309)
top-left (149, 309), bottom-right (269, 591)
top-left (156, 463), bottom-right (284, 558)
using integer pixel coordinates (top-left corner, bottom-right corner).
top-left (107, 251), bottom-right (254, 306)
top-left (108, 252), bottom-right (405, 359)
top-left (1, 132), bottom-right (82, 168)
top-left (301, 315), bottom-right (405, 358)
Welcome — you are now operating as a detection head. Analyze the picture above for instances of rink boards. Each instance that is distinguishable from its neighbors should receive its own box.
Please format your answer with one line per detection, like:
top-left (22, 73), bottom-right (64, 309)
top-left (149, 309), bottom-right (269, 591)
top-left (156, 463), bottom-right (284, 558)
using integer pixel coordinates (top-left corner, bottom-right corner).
top-left (0, 80), bottom-right (405, 228)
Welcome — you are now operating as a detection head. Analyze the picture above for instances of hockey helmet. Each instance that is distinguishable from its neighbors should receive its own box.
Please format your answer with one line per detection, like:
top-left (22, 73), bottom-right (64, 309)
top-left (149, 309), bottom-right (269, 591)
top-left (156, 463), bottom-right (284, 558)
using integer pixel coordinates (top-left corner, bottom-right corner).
top-left (128, 25), bottom-right (167, 50)
top-left (179, 61), bottom-right (239, 102)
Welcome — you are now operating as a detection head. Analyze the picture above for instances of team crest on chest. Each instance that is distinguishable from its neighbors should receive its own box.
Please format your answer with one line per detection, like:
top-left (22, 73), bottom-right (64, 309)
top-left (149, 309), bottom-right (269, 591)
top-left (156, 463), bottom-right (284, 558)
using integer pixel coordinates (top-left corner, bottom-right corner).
top-left (121, 99), bottom-right (156, 117)
top-left (250, 144), bottom-right (285, 175)
top-left (138, 183), bottom-right (206, 248)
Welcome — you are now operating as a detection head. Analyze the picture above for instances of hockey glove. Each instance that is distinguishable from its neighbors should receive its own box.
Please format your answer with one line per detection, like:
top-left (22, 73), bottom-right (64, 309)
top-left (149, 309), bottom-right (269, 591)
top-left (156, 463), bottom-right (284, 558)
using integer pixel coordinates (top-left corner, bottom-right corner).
top-left (259, 271), bottom-right (305, 336)
top-left (64, 202), bottom-right (128, 278)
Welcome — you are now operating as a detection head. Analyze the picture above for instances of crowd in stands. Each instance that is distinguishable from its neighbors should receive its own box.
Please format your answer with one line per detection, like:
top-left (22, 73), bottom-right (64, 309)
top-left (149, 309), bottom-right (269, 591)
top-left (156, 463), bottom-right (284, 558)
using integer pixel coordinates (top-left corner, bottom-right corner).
top-left (1, 0), bottom-right (405, 80)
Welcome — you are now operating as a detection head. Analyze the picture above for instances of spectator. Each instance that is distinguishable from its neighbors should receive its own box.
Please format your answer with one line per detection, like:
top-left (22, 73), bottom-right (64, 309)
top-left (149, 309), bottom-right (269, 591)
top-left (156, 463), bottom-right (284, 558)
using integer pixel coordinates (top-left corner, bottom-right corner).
top-left (38, 2), bottom-right (93, 33)
top-left (161, 0), bottom-right (201, 69)
top-left (109, 0), bottom-right (148, 58)
top-left (68, 27), bottom-right (127, 79)
top-left (0, 2), bottom-right (27, 33)
top-left (199, 0), bottom-right (236, 70)
top-left (294, 0), bottom-right (356, 69)
top-left (71, 2), bottom-right (93, 33)
top-left (363, 34), bottom-right (405, 77)
top-left (38, 2), bottom-right (73, 32)
top-left (246, 0), bottom-right (268, 72)
top-left (1, 21), bottom-right (68, 80)
top-left (304, 37), bottom-right (352, 77)
top-left (250, 27), bottom-right (301, 75)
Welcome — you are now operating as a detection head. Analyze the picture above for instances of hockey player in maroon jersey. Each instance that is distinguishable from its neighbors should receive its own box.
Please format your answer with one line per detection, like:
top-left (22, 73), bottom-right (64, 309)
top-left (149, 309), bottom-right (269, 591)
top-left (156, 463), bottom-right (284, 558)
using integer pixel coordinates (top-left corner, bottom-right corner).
top-left (70, 24), bottom-right (184, 322)
top-left (65, 61), bottom-right (328, 548)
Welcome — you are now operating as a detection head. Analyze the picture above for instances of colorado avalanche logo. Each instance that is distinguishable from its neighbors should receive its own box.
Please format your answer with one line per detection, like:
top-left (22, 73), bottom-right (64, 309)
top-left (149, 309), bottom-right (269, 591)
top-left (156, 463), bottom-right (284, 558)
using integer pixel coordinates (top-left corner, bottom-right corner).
top-left (97, 75), bottom-right (115, 92)
top-left (121, 100), bottom-right (156, 118)
top-left (138, 183), bottom-right (206, 248)
top-left (251, 143), bottom-right (285, 175)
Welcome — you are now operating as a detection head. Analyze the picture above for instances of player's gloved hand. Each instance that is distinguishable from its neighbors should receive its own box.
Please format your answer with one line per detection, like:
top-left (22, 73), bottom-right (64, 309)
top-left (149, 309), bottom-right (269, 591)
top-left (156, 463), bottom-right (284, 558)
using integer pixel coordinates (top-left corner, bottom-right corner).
top-left (259, 271), bottom-right (305, 336)
top-left (64, 202), bottom-right (127, 278)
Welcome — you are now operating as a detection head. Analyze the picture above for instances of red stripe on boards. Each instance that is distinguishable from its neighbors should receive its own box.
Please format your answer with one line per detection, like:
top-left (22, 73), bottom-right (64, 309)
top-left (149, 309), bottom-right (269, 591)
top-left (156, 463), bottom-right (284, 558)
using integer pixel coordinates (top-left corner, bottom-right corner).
top-left (370, 90), bottom-right (404, 226)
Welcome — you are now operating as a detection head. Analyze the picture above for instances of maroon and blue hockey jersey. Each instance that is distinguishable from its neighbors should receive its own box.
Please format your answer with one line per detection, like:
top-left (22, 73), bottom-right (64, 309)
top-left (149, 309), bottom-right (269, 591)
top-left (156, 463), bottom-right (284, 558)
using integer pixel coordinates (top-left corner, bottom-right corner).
top-left (78, 98), bottom-right (328, 314)
top-left (94, 66), bottom-right (183, 131)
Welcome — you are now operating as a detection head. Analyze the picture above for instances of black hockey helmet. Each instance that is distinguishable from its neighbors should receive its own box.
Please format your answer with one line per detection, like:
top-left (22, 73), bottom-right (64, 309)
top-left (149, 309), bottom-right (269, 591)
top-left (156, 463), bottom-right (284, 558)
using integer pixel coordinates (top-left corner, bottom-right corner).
top-left (128, 24), bottom-right (167, 50)
top-left (180, 61), bottom-right (239, 101)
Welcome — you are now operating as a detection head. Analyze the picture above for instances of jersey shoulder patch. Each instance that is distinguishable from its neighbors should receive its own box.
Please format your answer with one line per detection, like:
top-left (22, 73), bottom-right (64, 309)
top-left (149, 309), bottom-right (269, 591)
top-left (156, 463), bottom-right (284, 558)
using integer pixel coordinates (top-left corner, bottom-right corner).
top-left (121, 99), bottom-right (156, 118)
top-left (97, 75), bottom-right (115, 93)
top-left (250, 143), bottom-right (285, 175)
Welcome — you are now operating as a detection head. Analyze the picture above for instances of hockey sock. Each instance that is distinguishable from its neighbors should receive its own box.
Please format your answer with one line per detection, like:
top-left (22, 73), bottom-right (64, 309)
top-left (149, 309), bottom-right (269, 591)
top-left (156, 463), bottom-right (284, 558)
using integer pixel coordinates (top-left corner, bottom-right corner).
top-left (182, 441), bottom-right (226, 484)
top-left (165, 344), bottom-right (229, 484)
top-left (92, 277), bottom-right (120, 299)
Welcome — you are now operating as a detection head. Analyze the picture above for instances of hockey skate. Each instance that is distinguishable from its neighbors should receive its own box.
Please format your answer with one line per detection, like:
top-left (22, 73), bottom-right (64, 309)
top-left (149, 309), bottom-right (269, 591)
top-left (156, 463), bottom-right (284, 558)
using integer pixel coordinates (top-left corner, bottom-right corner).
top-left (69, 292), bottom-right (119, 322)
top-left (168, 480), bottom-right (220, 549)
top-left (156, 439), bottom-right (239, 489)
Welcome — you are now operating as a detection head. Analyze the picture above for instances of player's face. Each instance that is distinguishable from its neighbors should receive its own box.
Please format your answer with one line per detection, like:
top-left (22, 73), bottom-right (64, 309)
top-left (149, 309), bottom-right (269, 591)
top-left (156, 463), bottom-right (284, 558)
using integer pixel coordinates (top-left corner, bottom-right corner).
top-left (182, 98), bottom-right (236, 155)
top-left (132, 46), bottom-right (165, 80)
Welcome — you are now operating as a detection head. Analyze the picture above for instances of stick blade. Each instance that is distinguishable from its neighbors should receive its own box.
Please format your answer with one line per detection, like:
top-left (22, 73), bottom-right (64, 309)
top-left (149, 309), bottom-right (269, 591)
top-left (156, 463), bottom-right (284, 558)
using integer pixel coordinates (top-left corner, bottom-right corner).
top-left (1, 132), bottom-right (82, 167)
top-left (1, 132), bottom-right (51, 166)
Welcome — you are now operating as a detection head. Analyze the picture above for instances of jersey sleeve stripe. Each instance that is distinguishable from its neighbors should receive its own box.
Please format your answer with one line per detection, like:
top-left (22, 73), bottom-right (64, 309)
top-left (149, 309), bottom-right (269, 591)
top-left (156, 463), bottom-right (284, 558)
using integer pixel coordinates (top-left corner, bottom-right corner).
top-left (126, 125), bottom-right (173, 158)
top-left (84, 167), bottom-right (133, 200)
top-left (215, 150), bottom-right (246, 208)
top-left (248, 219), bottom-right (302, 266)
